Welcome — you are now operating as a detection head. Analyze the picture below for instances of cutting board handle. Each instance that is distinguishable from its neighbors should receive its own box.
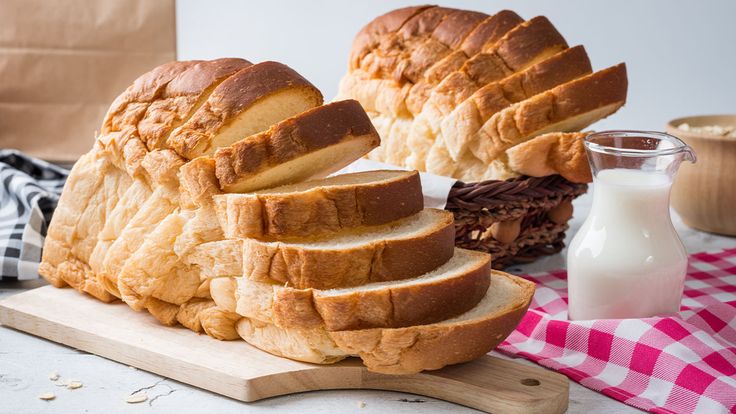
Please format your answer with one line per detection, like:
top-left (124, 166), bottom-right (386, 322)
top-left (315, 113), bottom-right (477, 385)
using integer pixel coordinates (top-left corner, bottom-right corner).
top-left (248, 355), bottom-right (569, 414)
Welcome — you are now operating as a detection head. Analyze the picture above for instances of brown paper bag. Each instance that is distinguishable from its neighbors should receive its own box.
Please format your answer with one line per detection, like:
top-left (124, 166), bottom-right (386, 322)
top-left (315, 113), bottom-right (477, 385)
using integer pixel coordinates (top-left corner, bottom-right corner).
top-left (0, 0), bottom-right (176, 163)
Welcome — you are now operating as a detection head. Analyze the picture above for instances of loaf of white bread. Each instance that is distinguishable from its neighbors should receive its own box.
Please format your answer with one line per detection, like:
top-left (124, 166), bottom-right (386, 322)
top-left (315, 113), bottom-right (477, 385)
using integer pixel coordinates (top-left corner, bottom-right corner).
top-left (40, 57), bottom-right (534, 374)
top-left (336, 6), bottom-right (629, 183)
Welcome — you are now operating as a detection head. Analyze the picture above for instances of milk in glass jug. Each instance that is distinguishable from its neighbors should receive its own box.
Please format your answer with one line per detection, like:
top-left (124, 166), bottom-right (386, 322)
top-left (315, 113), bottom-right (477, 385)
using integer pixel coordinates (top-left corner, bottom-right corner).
top-left (567, 131), bottom-right (696, 320)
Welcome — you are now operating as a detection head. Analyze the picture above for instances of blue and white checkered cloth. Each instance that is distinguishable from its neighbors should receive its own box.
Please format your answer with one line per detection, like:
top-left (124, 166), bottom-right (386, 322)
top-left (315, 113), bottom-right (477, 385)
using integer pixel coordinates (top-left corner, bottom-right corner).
top-left (0, 150), bottom-right (68, 280)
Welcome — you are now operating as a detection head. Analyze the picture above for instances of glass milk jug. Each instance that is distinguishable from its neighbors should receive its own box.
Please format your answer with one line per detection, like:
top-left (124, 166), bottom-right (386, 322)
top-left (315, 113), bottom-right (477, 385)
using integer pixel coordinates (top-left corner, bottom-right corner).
top-left (567, 131), bottom-right (696, 320)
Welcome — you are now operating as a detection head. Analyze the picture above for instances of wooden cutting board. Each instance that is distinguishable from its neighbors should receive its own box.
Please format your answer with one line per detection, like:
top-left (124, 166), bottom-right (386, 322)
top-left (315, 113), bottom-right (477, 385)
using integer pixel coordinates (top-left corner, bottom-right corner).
top-left (0, 286), bottom-right (569, 413)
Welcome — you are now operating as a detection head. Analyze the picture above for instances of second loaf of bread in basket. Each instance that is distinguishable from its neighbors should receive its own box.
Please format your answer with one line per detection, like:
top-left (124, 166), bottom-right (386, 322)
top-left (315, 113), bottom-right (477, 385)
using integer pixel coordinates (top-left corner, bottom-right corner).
top-left (337, 6), bottom-right (629, 268)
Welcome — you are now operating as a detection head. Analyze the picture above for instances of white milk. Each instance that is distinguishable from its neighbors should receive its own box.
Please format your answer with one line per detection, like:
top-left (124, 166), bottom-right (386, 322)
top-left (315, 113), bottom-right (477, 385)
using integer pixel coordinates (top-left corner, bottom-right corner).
top-left (567, 168), bottom-right (688, 320)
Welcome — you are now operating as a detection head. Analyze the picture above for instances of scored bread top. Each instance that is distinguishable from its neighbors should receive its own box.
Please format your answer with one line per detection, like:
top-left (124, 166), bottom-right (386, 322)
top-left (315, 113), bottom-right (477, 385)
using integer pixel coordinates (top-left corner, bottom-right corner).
top-left (168, 61), bottom-right (324, 159)
top-left (138, 58), bottom-right (254, 150)
top-left (214, 99), bottom-right (380, 193)
top-left (349, 5), bottom-right (435, 69)
top-left (214, 170), bottom-right (423, 239)
top-left (103, 59), bottom-right (252, 145)
top-left (102, 60), bottom-right (199, 135)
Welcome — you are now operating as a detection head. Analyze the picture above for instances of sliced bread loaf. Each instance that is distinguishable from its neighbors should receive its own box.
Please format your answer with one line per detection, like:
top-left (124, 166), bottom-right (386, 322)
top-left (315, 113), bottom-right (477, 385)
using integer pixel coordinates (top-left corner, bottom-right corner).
top-left (214, 100), bottom-right (380, 193)
top-left (214, 170), bottom-right (423, 239)
top-left (235, 248), bottom-right (491, 331)
top-left (242, 209), bottom-right (455, 290)
top-left (168, 61), bottom-right (323, 159)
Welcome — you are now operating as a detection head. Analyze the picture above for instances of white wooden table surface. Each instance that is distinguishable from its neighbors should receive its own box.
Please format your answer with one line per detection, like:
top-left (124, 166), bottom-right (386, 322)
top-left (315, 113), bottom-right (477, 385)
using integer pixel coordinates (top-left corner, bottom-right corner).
top-left (1, 190), bottom-right (734, 414)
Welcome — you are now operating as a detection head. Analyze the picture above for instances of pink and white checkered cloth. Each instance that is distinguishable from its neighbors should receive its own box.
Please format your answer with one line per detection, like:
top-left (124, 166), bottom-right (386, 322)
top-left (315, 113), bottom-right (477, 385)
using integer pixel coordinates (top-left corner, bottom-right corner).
top-left (499, 248), bottom-right (736, 414)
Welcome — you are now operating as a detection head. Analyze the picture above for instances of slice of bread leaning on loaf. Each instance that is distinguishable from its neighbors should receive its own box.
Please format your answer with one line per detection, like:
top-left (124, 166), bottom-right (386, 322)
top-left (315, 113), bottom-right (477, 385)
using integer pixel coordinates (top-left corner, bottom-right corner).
top-left (40, 56), bottom-right (535, 374)
top-left (337, 5), bottom-right (629, 183)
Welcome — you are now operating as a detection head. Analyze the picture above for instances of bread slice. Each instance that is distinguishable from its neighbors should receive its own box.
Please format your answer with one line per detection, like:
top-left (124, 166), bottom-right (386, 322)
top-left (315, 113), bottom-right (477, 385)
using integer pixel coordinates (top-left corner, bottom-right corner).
top-left (242, 208), bottom-right (455, 290)
top-left (330, 270), bottom-right (535, 374)
top-left (214, 170), bottom-right (423, 239)
top-left (214, 100), bottom-right (380, 193)
top-left (234, 270), bottom-right (534, 373)
top-left (235, 248), bottom-right (491, 331)
top-left (466, 63), bottom-right (627, 165)
top-left (168, 61), bottom-right (323, 159)
top-left (39, 151), bottom-right (107, 289)
top-left (506, 131), bottom-right (591, 183)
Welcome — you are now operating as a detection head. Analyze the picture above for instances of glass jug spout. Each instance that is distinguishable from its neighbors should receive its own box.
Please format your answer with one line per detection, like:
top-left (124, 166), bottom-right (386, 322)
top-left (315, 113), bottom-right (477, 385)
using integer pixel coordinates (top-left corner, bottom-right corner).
top-left (584, 130), bottom-right (696, 181)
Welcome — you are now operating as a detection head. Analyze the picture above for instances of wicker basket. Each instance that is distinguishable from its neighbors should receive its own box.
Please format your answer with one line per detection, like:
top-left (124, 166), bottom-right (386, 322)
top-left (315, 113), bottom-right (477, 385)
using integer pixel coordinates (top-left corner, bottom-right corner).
top-left (445, 174), bottom-right (588, 269)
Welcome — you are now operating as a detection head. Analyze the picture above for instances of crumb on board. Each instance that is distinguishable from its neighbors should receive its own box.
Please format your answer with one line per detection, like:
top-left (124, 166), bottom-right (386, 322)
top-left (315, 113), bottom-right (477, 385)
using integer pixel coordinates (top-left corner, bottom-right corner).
top-left (67, 381), bottom-right (83, 390)
top-left (126, 393), bottom-right (148, 404)
top-left (358, 401), bottom-right (366, 408)
top-left (48, 372), bottom-right (59, 381)
top-left (38, 392), bottom-right (55, 401)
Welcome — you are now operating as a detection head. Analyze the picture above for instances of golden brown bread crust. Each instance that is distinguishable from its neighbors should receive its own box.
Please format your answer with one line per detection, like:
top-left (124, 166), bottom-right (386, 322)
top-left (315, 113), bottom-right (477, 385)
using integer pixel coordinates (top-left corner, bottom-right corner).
top-left (506, 132), bottom-right (592, 183)
top-left (137, 58), bottom-right (253, 150)
top-left (328, 270), bottom-right (535, 375)
top-left (269, 249), bottom-right (491, 331)
top-left (242, 209), bottom-right (456, 290)
top-left (102, 60), bottom-right (199, 135)
top-left (349, 5), bottom-right (436, 69)
top-left (168, 61), bottom-right (323, 159)
top-left (460, 10), bottom-right (524, 56)
top-left (403, 11), bottom-right (531, 114)
top-left (214, 100), bottom-right (379, 192)
top-left (214, 170), bottom-right (423, 239)
top-left (414, 15), bottom-right (567, 111)
top-left (432, 9), bottom-right (487, 49)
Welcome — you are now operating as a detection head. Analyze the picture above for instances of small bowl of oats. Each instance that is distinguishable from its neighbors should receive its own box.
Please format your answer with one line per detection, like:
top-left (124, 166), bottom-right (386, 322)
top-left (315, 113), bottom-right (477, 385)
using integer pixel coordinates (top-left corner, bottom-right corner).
top-left (667, 114), bottom-right (736, 236)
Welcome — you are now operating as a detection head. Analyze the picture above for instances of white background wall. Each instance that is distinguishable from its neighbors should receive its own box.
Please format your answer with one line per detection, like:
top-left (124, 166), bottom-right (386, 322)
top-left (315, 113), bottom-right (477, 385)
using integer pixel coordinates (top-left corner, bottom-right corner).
top-left (177, 0), bottom-right (736, 131)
